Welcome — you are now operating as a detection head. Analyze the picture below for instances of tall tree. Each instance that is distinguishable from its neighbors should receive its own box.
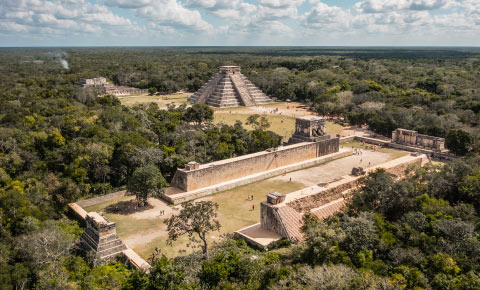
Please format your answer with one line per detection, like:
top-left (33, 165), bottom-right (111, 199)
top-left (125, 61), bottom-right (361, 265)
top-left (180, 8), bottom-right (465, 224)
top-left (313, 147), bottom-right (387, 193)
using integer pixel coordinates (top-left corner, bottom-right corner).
top-left (164, 201), bottom-right (220, 259)
top-left (127, 165), bottom-right (168, 205)
top-left (184, 104), bottom-right (213, 125)
top-left (446, 129), bottom-right (474, 156)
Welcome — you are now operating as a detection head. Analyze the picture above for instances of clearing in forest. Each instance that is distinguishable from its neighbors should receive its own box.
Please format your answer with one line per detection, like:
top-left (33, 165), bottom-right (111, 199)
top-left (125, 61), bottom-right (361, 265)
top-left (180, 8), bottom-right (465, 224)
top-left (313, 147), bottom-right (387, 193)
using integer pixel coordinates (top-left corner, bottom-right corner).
top-left (84, 145), bottom-right (406, 259)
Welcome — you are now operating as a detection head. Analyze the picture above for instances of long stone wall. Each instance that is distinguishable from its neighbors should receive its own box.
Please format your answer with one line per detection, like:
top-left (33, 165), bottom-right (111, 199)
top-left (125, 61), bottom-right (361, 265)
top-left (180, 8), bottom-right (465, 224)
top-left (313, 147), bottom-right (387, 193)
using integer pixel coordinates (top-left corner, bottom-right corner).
top-left (171, 138), bottom-right (339, 192)
top-left (260, 154), bottom-right (429, 241)
top-left (77, 190), bottom-right (127, 208)
top-left (165, 149), bottom-right (351, 204)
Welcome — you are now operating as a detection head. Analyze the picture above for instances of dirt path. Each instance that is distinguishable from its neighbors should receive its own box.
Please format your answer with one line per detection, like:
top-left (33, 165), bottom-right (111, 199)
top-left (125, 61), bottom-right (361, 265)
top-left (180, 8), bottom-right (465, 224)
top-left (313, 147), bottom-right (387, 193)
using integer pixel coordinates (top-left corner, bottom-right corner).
top-left (271, 149), bottom-right (395, 186)
top-left (215, 102), bottom-right (316, 118)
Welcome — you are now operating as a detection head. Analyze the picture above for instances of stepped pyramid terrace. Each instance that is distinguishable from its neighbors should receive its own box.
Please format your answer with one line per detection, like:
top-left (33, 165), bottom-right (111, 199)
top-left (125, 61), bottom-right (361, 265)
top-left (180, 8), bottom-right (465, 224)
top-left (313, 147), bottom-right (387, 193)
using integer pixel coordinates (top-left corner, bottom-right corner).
top-left (188, 66), bottom-right (274, 107)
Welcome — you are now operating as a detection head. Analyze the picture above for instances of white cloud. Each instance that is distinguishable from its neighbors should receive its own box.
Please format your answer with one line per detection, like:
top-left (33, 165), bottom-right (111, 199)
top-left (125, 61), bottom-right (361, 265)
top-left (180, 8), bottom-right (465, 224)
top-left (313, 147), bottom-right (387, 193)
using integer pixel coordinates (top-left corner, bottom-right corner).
top-left (256, 0), bottom-right (305, 8)
top-left (257, 5), bottom-right (298, 19)
top-left (135, 0), bottom-right (212, 31)
top-left (104, 0), bottom-right (153, 8)
top-left (302, 2), bottom-right (350, 29)
top-left (0, 0), bottom-right (137, 37)
top-left (354, 0), bottom-right (454, 13)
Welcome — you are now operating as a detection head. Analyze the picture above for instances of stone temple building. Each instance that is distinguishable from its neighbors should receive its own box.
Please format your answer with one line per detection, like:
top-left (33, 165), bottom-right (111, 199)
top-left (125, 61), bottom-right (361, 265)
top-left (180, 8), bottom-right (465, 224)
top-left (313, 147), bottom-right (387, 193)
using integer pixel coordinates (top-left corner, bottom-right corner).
top-left (80, 212), bottom-right (126, 262)
top-left (288, 116), bottom-right (330, 144)
top-left (188, 66), bottom-right (273, 107)
top-left (392, 128), bottom-right (446, 152)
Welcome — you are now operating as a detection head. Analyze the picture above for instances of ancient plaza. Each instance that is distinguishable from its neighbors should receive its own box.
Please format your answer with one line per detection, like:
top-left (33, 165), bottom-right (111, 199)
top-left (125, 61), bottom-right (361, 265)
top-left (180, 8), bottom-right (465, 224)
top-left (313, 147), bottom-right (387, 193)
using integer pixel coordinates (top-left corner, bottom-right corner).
top-left (69, 112), bottom-right (447, 269)
top-left (69, 67), bottom-right (449, 270)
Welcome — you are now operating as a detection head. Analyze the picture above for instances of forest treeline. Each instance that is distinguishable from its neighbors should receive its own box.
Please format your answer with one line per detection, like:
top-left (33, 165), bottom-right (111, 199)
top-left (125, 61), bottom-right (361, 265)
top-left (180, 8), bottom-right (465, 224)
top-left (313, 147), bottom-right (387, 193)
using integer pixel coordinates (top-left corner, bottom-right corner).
top-left (1, 47), bottom-right (480, 289)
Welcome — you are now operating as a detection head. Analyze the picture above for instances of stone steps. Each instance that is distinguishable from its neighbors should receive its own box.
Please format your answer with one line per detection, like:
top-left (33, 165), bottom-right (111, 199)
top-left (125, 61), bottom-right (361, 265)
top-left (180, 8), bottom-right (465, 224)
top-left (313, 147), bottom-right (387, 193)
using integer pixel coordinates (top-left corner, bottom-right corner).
top-left (189, 67), bottom-right (273, 107)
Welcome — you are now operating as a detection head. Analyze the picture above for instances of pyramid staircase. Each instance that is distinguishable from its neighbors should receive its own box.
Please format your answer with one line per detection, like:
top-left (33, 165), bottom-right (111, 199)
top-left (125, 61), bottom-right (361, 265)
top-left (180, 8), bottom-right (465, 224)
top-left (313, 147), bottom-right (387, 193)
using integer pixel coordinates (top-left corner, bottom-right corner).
top-left (188, 66), bottom-right (273, 108)
top-left (80, 212), bottom-right (127, 261)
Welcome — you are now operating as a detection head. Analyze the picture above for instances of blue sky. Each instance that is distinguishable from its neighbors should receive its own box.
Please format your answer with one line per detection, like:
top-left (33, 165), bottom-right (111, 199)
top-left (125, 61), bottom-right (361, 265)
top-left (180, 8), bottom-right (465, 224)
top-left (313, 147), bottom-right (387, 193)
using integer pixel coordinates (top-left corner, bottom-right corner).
top-left (0, 0), bottom-right (479, 46)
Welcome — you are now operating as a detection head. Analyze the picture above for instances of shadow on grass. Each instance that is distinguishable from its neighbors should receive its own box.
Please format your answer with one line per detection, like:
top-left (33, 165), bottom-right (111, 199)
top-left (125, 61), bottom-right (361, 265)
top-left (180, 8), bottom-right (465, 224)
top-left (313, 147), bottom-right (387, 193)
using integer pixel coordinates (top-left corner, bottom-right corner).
top-left (105, 200), bottom-right (153, 215)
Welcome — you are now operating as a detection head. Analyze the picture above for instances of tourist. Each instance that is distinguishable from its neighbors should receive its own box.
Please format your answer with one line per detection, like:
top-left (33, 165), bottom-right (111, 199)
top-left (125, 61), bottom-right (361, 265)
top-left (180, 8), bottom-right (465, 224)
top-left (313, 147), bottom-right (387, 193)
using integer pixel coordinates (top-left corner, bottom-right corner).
top-left (252, 204), bottom-right (255, 210)
top-left (289, 177), bottom-right (292, 182)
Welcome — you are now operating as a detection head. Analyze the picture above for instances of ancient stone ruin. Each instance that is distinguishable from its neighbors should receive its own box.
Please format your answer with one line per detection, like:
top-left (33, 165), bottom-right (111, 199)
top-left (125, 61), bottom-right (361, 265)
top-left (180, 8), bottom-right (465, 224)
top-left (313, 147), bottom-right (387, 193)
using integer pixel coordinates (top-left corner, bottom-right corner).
top-left (254, 154), bottom-right (429, 244)
top-left (81, 77), bottom-right (107, 86)
top-left (288, 116), bottom-right (329, 144)
top-left (81, 77), bottom-right (147, 96)
top-left (188, 66), bottom-right (273, 107)
top-left (80, 212), bottom-right (126, 261)
top-left (392, 128), bottom-right (445, 152)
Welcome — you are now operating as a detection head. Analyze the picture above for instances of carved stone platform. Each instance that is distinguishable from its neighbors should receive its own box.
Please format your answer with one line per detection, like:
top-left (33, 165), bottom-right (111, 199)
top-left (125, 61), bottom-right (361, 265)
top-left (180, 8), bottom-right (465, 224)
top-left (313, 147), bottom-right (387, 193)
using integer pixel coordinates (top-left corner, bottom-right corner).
top-left (80, 212), bottom-right (126, 261)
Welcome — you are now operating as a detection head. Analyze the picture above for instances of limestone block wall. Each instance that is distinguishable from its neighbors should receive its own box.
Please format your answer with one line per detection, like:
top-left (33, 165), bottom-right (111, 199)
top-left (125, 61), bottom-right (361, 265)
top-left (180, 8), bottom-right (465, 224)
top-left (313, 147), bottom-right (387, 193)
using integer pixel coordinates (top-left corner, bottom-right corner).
top-left (286, 155), bottom-right (425, 213)
top-left (260, 202), bottom-right (287, 238)
top-left (392, 128), bottom-right (445, 152)
top-left (260, 154), bottom-right (428, 240)
top-left (171, 138), bottom-right (339, 192)
top-left (76, 190), bottom-right (127, 208)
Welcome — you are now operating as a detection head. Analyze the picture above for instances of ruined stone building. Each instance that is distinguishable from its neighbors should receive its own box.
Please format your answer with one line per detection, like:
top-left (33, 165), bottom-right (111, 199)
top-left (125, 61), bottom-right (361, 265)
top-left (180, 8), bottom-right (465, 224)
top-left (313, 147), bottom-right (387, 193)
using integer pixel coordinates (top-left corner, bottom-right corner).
top-left (80, 212), bottom-right (126, 261)
top-left (288, 117), bottom-right (329, 144)
top-left (392, 128), bottom-right (446, 152)
top-left (80, 77), bottom-right (147, 97)
top-left (81, 77), bottom-right (107, 87)
top-left (188, 66), bottom-right (273, 107)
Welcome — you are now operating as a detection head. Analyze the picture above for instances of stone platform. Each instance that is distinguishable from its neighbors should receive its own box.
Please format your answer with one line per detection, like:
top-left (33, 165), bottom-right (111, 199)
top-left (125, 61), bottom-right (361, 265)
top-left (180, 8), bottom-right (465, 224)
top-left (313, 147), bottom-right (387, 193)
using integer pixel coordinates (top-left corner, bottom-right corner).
top-left (235, 153), bottom-right (429, 247)
top-left (80, 212), bottom-right (127, 261)
top-left (164, 149), bottom-right (352, 204)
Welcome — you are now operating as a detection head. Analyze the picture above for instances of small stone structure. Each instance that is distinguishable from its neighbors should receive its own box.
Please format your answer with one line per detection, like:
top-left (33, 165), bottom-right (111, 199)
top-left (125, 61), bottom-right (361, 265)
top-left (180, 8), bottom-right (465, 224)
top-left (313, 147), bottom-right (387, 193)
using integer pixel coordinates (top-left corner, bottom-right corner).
top-left (188, 66), bottom-right (273, 107)
top-left (80, 212), bottom-right (127, 261)
top-left (185, 161), bottom-right (200, 171)
top-left (81, 77), bottom-right (107, 86)
top-left (80, 77), bottom-right (147, 96)
top-left (351, 167), bottom-right (365, 176)
top-left (288, 117), bottom-right (329, 144)
top-left (392, 128), bottom-right (445, 152)
top-left (267, 192), bottom-right (286, 204)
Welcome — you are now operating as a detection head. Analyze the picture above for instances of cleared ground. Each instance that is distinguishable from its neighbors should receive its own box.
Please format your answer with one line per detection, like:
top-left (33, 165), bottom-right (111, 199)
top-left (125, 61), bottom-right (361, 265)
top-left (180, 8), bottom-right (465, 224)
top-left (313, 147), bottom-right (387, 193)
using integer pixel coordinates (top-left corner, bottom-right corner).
top-left (118, 92), bottom-right (191, 107)
top-left (85, 179), bottom-right (305, 259)
top-left (84, 145), bottom-right (406, 259)
top-left (214, 112), bottom-right (343, 141)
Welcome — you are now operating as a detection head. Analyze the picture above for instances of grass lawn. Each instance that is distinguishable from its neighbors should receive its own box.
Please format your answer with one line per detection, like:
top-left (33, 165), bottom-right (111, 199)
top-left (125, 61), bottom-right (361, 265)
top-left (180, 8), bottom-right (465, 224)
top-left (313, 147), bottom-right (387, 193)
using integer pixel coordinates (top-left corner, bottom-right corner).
top-left (83, 178), bottom-right (306, 259)
top-left (119, 92), bottom-right (192, 107)
top-left (214, 113), bottom-right (344, 142)
top-left (214, 113), bottom-right (296, 141)
top-left (342, 141), bottom-right (410, 159)
top-left (135, 179), bottom-right (306, 258)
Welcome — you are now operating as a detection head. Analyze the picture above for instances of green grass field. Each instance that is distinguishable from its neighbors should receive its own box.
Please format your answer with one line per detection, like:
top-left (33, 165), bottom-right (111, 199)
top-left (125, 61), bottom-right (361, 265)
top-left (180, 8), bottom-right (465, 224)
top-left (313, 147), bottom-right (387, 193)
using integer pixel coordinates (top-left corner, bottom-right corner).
top-left (342, 141), bottom-right (409, 159)
top-left (214, 113), bottom-right (296, 140)
top-left (119, 92), bottom-right (192, 107)
top-left (84, 178), bottom-right (306, 259)
top-left (214, 113), bottom-right (344, 141)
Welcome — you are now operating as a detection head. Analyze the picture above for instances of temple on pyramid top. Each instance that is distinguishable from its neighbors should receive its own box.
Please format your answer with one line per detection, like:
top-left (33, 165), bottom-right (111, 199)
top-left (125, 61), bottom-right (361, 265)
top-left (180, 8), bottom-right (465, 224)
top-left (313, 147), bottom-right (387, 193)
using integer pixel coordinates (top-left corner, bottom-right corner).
top-left (188, 66), bottom-right (274, 108)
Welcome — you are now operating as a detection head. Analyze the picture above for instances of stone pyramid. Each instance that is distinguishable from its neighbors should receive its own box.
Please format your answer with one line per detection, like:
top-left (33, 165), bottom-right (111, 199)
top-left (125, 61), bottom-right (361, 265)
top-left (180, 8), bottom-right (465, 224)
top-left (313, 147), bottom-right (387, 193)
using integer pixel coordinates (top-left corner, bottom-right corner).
top-left (80, 212), bottom-right (127, 261)
top-left (188, 66), bottom-right (273, 107)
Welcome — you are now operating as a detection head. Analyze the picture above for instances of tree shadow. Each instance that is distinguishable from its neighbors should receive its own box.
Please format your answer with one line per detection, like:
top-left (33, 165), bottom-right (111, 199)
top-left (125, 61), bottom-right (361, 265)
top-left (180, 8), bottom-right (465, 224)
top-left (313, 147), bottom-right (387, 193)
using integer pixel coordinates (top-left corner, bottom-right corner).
top-left (105, 200), bottom-right (154, 215)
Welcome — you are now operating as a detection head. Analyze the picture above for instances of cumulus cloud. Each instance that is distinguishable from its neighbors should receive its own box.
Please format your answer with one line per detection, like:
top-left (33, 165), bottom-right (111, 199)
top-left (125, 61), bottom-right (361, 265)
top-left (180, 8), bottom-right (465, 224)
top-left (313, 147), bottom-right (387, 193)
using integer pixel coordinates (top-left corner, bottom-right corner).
top-left (354, 0), bottom-right (454, 13)
top-left (0, 0), bottom-right (136, 37)
top-left (135, 0), bottom-right (212, 31)
top-left (104, 0), bottom-right (153, 8)
top-left (256, 0), bottom-right (305, 8)
top-left (302, 2), bottom-right (350, 29)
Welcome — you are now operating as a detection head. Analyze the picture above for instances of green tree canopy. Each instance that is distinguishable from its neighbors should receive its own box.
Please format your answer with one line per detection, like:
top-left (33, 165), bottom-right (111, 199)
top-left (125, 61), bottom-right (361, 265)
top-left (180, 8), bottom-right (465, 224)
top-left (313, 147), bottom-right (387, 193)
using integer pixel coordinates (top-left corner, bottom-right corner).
top-left (164, 201), bottom-right (220, 258)
top-left (446, 129), bottom-right (474, 155)
top-left (127, 165), bottom-right (168, 204)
